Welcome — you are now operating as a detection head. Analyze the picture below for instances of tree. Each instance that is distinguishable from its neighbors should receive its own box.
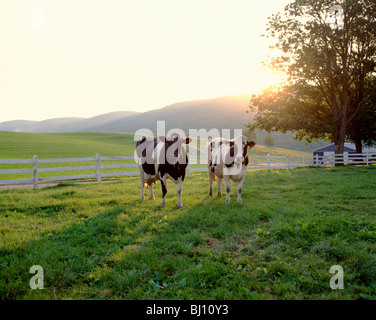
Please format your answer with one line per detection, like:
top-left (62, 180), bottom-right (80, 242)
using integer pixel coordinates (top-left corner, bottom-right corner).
top-left (244, 123), bottom-right (258, 142)
top-left (263, 133), bottom-right (275, 147)
top-left (347, 75), bottom-right (376, 152)
top-left (248, 0), bottom-right (376, 156)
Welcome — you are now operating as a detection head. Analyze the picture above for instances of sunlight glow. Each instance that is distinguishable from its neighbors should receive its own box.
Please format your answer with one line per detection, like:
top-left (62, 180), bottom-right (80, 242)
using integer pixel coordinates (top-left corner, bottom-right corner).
top-left (0, 0), bottom-right (292, 122)
top-left (254, 63), bottom-right (289, 94)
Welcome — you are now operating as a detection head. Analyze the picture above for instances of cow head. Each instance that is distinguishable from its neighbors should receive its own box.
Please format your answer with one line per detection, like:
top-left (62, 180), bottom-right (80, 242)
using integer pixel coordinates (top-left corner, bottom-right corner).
top-left (226, 135), bottom-right (255, 167)
top-left (162, 133), bottom-right (192, 165)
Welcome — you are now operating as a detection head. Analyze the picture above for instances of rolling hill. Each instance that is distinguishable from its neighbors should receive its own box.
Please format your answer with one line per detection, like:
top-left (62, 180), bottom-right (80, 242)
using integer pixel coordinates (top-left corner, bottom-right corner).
top-left (0, 111), bottom-right (140, 133)
top-left (0, 95), bottom-right (251, 134)
top-left (0, 94), bottom-right (327, 152)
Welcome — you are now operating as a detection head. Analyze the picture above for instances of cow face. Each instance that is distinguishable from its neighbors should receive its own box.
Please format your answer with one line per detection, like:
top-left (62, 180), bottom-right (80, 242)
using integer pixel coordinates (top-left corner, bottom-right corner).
top-left (163, 133), bottom-right (191, 165)
top-left (226, 135), bottom-right (255, 167)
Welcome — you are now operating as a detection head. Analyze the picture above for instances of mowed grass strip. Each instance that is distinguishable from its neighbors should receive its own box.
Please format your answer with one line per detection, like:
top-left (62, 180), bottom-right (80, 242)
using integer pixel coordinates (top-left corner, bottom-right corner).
top-left (0, 166), bottom-right (375, 300)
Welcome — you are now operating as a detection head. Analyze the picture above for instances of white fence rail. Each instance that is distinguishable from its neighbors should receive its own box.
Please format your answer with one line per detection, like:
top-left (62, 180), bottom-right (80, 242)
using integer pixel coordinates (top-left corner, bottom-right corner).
top-left (0, 154), bottom-right (138, 189)
top-left (0, 152), bottom-right (375, 189)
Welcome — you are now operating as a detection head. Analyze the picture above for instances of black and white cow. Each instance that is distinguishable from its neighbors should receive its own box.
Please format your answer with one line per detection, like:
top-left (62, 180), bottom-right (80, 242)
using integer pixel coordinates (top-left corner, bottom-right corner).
top-left (207, 135), bottom-right (255, 204)
top-left (136, 133), bottom-right (191, 207)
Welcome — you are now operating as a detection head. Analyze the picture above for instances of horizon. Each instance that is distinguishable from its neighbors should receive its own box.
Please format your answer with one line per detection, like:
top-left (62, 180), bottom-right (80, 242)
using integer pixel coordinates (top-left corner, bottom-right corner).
top-left (1, 0), bottom-right (291, 123)
top-left (1, 93), bottom-right (251, 123)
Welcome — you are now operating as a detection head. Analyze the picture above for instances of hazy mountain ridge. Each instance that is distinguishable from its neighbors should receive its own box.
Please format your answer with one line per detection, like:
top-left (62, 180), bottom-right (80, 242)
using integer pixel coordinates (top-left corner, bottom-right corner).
top-left (0, 111), bottom-right (140, 133)
top-left (98, 95), bottom-right (253, 134)
top-left (0, 95), bottom-right (325, 151)
top-left (0, 95), bottom-right (252, 134)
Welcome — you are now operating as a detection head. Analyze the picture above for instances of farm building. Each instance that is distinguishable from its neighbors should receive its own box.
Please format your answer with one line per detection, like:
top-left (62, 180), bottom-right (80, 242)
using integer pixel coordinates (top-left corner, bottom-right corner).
top-left (313, 143), bottom-right (376, 165)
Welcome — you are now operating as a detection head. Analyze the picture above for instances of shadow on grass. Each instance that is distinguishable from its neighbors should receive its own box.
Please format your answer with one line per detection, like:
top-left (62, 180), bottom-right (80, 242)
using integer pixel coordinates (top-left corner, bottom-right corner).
top-left (1, 181), bottom-right (253, 299)
top-left (2, 168), bottom-right (376, 299)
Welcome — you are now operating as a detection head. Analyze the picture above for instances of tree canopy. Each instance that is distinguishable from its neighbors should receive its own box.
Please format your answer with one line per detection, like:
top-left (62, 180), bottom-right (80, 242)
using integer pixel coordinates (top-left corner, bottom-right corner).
top-left (248, 0), bottom-right (376, 154)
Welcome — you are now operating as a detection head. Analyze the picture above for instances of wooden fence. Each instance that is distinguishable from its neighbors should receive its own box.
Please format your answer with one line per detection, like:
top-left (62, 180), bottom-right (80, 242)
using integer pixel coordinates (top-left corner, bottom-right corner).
top-left (0, 152), bottom-right (375, 189)
top-left (0, 154), bottom-right (138, 189)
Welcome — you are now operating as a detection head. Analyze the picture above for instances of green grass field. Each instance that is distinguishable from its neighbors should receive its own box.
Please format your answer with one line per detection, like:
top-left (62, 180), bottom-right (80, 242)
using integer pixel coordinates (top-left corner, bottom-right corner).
top-left (0, 131), bottom-right (310, 159)
top-left (1, 131), bottom-right (374, 300)
top-left (0, 131), bottom-right (137, 158)
top-left (1, 165), bottom-right (375, 299)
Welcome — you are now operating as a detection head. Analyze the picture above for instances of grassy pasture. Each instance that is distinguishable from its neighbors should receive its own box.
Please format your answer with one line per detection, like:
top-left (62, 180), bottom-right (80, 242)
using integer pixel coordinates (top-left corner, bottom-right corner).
top-left (0, 132), bottom-right (138, 181)
top-left (0, 131), bottom-right (310, 159)
top-left (0, 131), bottom-right (137, 158)
top-left (1, 166), bottom-right (375, 300)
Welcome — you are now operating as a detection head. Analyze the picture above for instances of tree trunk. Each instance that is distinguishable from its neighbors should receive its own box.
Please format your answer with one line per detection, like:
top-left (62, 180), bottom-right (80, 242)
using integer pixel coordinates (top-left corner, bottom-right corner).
top-left (354, 137), bottom-right (363, 154)
top-left (334, 104), bottom-right (347, 165)
top-left (334, 116), bottom-right (346, 153)
top-left (354, 137), bottom-right (363, 163)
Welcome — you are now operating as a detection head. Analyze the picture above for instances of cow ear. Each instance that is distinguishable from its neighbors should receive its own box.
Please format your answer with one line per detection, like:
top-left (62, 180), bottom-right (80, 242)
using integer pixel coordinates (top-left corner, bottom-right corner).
top-left (185, 137), bottom-right (192, 144)
top-left (248, 141), bottom-right (256, 148)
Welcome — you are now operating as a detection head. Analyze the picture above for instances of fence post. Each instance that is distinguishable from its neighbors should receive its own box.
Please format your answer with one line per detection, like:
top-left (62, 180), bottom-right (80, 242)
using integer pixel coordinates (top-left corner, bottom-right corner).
top-left (267, 154), bottom-right (271, 171)
top-left (187, 159), bottom-right (192, 175)
top-left (96, 153), bottom-right (102, 182)
top-left (302, 155), bottom-right (305, 167)
top-left (287, 155), bottom-right (290, 169)
top-left (366, 152), bottom-right (369, 166)
top-left (33, 155), bottom-right (38, 189)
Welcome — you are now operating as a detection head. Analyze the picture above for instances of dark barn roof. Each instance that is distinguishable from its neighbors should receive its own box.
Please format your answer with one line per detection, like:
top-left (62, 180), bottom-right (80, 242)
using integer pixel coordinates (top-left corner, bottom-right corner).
top-left (312, 143), bottom-right (356, 153)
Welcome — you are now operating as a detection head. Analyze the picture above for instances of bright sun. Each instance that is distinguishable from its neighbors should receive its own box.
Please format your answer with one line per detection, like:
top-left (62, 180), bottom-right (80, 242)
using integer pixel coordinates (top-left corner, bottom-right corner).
top-left (255, 65), bottom-right (289, 93)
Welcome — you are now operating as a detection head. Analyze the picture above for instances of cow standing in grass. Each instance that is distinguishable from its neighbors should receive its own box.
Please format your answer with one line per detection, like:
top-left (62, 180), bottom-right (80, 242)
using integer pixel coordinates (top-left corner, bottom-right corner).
top-left (207, 135), bottom-right (255, 204)
top-left (136, 133), bottom-right (191, 207)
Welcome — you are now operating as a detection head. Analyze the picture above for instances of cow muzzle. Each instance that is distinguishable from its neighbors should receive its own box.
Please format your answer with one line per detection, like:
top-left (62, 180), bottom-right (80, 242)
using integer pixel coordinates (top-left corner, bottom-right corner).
top-left (235, 156), bottom-right (243, 164)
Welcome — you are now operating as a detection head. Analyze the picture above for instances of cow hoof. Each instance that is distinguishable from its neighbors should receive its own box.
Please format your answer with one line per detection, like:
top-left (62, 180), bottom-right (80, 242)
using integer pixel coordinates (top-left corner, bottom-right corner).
top-left (161, 199), bottom-right (166, 207)
top-left (149, 196), bottom-right (155, 200)
top-left (237, 200), bottom-right (242, 204)
top-left (177, 204), bottom-right (183, 208)
top-left (225, 199), bottom-right (230, 204)
top-left (218, 192), bottom-right (222, 197)
top-left (140, 196), bottom-right (145, 201)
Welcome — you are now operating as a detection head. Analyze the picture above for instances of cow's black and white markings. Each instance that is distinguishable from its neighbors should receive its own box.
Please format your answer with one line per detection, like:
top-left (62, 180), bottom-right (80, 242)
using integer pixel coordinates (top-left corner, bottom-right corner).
top-left (136, 133), bottom-right (191, 207)
top-left (207, 135), bottom-right (255, 204)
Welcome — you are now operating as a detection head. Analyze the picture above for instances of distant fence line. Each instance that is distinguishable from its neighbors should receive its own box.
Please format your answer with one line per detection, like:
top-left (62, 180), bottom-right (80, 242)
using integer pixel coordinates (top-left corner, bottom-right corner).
top-left (0, 152), bottom-right (375, 189)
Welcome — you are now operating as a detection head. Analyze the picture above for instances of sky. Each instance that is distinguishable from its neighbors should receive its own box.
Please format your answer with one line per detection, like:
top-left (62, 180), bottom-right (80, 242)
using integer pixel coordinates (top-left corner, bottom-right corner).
top-left (0, 0), bottom-right (291, 122)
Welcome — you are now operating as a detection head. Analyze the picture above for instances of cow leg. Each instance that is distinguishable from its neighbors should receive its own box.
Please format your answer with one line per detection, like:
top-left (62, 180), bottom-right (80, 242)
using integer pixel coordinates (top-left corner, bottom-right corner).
top-left (148, 183), bottom-right (155, 200)
top-left (224, 175), bottom-right (231, 204)
top-left (237, 176), bottom-right (246, 204)
top-left (140, 182), bottom-right (145, 200)
top-left (160, 176), bottom-right (167, 207)
top-left (176, 177), bottom-right (183, 208)
top-left (208, 170), bottom-right (214, 196)
top-left (217, 177), bottom-right (223, 197)
top-left (139, 169), bottom-right (145, 201)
